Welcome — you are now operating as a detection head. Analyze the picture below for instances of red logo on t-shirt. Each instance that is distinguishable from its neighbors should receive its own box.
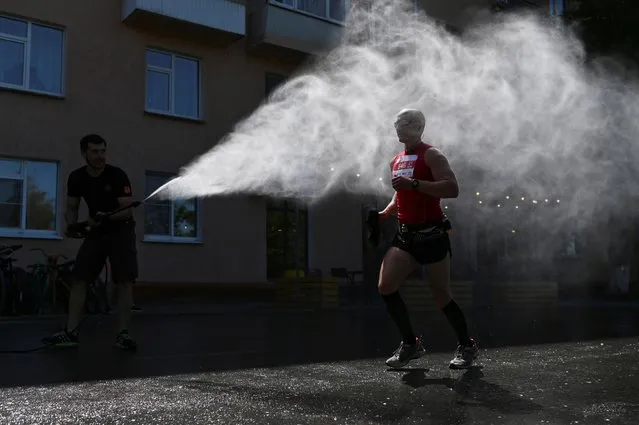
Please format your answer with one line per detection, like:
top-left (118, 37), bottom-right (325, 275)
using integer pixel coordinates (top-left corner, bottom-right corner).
top-left (124, 186), bottom-right (131, 194)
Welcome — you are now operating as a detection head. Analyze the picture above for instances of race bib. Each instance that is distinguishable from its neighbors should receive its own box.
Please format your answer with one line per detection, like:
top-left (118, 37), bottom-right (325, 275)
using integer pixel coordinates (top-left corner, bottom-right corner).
top-left (392, 154), bottom-right (417, 178)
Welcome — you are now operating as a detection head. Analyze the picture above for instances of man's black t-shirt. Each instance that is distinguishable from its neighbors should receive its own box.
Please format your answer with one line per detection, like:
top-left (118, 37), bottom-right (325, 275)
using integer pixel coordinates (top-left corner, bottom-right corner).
top-left (67, 164), bottom-right (134, 227)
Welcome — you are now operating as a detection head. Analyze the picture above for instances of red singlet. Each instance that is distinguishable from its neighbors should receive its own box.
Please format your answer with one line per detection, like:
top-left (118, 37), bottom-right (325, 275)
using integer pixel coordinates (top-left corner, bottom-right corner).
top-left (391, 142), bottom-right (444, 225)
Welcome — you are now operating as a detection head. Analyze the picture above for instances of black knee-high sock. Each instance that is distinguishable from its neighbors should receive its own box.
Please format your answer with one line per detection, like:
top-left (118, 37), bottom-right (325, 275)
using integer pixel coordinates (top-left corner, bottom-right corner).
top-left (442, 299), bottom-right (471, 346)
top-left (381, 291), bottom-right (416, 344)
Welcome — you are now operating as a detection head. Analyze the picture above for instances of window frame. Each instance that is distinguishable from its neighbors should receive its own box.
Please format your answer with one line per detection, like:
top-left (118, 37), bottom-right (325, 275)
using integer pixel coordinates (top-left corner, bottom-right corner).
top-left (142, 171), bottom-right (202, 244)
top-left (270, 0), bottom-right (350, 25)
top-left (0, 15), bottom-right (66, 97)
top-left (144, 47), bottom-right (203, 121)
top-left (0, 156), bottom-right (61, 239)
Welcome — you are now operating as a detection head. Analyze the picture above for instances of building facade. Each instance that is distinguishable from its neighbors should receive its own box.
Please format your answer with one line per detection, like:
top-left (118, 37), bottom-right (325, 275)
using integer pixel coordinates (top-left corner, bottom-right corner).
top-left (0, 0), bottom-right (566, 286)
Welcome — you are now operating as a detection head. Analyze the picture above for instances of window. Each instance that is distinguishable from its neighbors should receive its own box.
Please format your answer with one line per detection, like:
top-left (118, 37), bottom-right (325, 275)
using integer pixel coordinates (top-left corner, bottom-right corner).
top-left (145, 49), bottom-right (201, 119)
top-left (0, 16), bottom-right (64, 96)
top-left (267, 198), bottom-right (308, 279)
top-left (144, 172), bottom-right (200, 243)
top-left (0, 158), bottom-right (59, 238)
top-left (549, 0), bottom-right (565, 16)
top-left (272, 0), bottom-right (349, 23)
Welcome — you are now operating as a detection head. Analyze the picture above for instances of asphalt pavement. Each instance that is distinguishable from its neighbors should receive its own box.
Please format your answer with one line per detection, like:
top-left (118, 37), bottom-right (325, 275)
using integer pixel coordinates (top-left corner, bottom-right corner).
top-left (0, 303), bottom-right (638, 424)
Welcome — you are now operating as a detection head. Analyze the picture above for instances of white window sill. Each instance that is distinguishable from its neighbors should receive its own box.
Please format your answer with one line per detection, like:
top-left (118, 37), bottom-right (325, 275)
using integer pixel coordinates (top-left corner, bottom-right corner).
top-left (0, 230), bottom-right (62, 240)
top-left (144, 109), bottom-right (204, 123)
top-left (0, 82), bottom-right (65, 99)
top-left (142, 235), bottom-right (203, 245)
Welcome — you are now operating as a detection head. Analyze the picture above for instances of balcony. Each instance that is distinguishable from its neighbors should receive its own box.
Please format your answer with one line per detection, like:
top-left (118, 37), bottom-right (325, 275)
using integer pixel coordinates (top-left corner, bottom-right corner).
top-left (246, 0), bottom-right (347, 57)
top-left (122, 0), bottom-right (245, 46)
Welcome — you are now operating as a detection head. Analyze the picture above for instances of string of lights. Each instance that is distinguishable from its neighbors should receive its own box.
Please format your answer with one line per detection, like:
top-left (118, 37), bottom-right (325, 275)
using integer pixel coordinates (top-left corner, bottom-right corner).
top-left (442, 192), bottom-right (564, 236)
top-left (443, 192), bottom-right (561, 209)
top-left (331, 166), bottom-right (563, 238)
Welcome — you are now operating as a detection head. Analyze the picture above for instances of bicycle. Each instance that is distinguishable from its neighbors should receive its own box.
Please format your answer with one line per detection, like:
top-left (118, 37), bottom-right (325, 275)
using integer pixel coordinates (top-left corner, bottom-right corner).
top-left (24, 248), bottom-right (110, 315)
top-left (22, 249), bottom-right (74, 315)
top-left (0, 244), bottom-right (27, 316)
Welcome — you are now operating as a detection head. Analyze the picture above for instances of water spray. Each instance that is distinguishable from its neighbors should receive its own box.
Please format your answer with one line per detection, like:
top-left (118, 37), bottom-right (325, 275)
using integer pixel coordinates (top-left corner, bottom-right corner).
top-left (134, 0), bottom-right (639, 276)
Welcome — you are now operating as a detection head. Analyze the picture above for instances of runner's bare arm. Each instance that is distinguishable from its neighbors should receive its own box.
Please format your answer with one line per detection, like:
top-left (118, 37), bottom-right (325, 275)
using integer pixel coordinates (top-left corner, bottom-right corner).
top-left (414, 148), bottom-right (459, 198)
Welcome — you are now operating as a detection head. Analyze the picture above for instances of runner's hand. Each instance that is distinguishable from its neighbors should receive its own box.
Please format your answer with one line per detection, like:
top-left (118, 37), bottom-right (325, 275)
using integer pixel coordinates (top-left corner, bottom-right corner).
top-left (392, 176), bottom-right (413, 191)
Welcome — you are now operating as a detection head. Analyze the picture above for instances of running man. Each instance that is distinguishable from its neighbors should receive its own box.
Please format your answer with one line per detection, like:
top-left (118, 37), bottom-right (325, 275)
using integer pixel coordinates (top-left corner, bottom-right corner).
top-left (378, 108), bottom-right (478, 369)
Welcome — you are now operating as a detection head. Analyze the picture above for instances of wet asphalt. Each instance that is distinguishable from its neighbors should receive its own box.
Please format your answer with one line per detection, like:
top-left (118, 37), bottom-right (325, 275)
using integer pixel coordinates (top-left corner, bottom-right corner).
top-left (0, 303), bottom-right (638, 424)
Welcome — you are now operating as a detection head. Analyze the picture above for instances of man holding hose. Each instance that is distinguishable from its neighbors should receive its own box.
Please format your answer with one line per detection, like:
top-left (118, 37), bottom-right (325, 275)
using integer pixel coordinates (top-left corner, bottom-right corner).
top-left (42, 134), bottom-right (138, 351)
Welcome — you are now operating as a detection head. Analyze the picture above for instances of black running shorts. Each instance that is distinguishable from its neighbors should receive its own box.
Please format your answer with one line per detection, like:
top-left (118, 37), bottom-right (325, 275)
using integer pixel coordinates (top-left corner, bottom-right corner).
top-left (391, 223), bottom-right (452, 265)
top-left (71, 220), bottom-right (138, 284)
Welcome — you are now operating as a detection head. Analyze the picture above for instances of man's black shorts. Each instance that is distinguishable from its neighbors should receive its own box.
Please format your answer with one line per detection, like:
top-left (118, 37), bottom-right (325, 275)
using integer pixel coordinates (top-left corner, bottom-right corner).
top-left (391, 221), bottom-right (452, 265)
top-left (71, 220), bottom-right (138, 284)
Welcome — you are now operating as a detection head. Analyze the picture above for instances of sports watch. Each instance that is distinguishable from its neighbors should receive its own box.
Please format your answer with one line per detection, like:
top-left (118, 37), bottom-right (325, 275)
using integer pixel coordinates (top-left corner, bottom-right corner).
top-left (411, 179), bottom-right (419, 190)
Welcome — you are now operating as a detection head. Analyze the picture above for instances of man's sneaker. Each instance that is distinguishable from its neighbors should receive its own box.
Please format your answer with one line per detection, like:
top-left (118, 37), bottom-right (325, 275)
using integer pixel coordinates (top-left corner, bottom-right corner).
top-left (114, 330), bottom-right (137, 352)
top-left (385, 336), bottom-right (426, 368)
top-left (41, 329), bottom-right (79, 348)
top-left (449, 338), bottom-right (479, 369)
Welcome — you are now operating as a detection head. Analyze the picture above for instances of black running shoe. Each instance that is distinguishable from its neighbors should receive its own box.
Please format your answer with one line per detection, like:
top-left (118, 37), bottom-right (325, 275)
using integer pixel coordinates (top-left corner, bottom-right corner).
top-left (385, 336), bottom-right (426, 368)
top-left (449, 338), bottom-right (479, 369)
top-left (114, 330), bottom-right (137, 352)
top-left (41, 329), bottom-right (79, 347)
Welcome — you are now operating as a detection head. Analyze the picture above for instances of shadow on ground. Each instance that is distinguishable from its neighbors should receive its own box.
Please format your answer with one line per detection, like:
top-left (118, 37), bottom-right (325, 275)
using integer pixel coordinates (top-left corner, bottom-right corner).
top-left (160, 365), bottom-right (544, 424)
top-left (397, 366), bottom-right (543, 414)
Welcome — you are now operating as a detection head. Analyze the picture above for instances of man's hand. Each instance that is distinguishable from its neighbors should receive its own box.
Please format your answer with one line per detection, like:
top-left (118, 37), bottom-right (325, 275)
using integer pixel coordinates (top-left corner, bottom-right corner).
top-left (64, 222), bottom-right (90, 239)
top-left (64, 226), bottom-right (76, 238)
top-left (89, 212), bottom-right (108, 227)
top-left (392, 176), bottom-right (413, 192)
top-left (379, 192), bottom-right (397, 219)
